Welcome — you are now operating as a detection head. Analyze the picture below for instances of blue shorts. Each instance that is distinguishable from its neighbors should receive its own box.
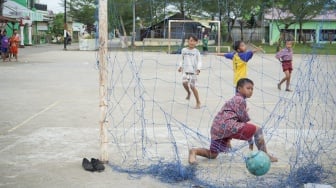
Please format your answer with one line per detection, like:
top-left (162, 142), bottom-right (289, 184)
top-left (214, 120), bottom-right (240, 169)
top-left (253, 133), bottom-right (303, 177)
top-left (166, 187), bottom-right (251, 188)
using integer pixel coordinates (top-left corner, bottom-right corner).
top-left (1, 48), bottom-right (8, 53)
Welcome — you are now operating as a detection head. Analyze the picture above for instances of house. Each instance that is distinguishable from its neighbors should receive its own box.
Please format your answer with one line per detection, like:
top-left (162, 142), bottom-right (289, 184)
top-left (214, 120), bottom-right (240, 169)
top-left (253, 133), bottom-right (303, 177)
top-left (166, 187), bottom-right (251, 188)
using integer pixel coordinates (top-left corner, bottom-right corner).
top-left (3, 0), bottom-right (54, 45)
top-left (265, 8), bottom-right (336, 44)
top-left (140, 13), bottom-right (210, 41)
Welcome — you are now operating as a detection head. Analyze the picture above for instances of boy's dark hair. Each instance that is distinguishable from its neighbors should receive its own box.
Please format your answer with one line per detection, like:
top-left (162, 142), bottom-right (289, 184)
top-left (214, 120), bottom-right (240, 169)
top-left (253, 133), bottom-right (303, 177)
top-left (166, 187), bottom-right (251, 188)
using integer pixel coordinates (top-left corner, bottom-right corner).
top-left (233, 41), bottom-right (243, 51)
top-left (236, 78), bottom-right (254, 91)
top-left (188, 34), bottom-right (198, 42)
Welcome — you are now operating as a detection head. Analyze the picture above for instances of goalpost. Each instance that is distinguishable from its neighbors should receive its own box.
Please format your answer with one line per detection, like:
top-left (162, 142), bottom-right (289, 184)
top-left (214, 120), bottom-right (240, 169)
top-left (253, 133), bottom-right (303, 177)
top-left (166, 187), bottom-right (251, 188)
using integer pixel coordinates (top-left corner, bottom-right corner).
top-left (168, 20), bottom-right (221, 54)
top-left (98, 0), bottom-right (109, 162)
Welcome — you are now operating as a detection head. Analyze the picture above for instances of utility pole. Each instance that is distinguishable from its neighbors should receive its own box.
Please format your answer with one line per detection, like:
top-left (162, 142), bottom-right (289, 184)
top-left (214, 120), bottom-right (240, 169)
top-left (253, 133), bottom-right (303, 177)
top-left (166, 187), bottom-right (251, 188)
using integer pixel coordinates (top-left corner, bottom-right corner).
top-left (98, 0), bottom-right (109, 163)
top-left (64, 0), bottom-right (67, 50)
top-left (132, 0), bottom-right (135, 47)
top-left (0, 0), bottom-right (5, 16)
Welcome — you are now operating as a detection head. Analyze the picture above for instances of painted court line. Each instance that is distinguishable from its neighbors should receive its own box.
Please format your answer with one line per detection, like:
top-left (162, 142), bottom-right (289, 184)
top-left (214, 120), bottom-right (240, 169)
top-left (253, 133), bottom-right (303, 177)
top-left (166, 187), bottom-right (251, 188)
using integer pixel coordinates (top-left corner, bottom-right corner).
top-left (7, 101), bottom-right (60, 133)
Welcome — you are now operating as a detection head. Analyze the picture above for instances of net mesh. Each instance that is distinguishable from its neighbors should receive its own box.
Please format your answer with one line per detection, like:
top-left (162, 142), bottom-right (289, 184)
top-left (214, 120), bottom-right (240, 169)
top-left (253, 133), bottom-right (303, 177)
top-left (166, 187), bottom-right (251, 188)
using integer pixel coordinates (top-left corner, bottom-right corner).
top-left (96, 1), bottom-right (336, 187)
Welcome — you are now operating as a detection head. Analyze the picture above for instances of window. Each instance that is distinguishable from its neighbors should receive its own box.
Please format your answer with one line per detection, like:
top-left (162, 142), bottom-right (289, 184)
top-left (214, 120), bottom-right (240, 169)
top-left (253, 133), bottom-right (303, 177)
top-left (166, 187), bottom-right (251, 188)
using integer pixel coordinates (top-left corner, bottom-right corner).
top-left (320, 30), bottom-right (336, 41)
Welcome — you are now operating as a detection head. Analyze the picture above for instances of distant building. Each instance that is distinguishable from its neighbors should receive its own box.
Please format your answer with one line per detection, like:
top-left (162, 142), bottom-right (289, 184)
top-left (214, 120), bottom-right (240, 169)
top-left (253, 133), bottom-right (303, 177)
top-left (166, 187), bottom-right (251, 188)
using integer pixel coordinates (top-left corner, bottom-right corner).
top-left (265, 8), bottom-right (336, 44)
top-left (3, 0), bottom-right (55, 45)
top-left (140, 13), bottom-right (210, 41)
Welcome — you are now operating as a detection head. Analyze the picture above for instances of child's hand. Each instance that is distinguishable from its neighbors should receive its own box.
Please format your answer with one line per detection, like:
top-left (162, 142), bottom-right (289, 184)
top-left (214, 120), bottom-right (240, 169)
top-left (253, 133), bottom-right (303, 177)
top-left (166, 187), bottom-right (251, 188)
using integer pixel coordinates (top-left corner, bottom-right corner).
top-left (178, 67), bottom-right (182, 72)
top-left (196, 70), bottom-right (200, 75)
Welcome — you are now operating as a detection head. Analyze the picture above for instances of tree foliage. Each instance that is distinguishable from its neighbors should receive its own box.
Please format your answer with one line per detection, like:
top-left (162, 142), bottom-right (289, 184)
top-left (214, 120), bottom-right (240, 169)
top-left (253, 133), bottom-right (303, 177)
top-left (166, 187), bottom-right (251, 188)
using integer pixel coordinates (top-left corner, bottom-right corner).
top-left (288, 0), bottom-right (329, 43)
top-left (56, 0), bottom-right (334, 43)
top-left (67, 0), bottom-right (96, 33)
top-left (51, 13), bottom-right (65, 36)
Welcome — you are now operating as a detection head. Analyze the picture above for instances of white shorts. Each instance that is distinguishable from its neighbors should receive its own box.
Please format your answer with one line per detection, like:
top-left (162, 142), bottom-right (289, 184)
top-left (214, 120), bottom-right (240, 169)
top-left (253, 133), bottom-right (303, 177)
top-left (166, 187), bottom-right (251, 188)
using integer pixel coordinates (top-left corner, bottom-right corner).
top-left (182, 72), bottom-right (197, 87)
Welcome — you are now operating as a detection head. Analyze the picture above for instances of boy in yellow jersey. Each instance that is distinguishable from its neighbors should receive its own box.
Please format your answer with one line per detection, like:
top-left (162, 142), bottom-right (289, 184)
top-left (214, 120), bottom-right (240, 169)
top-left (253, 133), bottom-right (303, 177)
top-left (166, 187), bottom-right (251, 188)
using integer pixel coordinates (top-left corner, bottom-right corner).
top-left (218, 41), bottom-right (261, 86)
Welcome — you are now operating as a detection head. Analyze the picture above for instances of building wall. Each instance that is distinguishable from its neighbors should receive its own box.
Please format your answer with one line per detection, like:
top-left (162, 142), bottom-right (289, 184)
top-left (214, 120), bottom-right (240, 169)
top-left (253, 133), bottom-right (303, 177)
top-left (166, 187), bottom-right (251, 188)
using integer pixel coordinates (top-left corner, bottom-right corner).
top-left (269, 21), bottom-right (336, 45)
top-left (13, 0), bottom-right (27, 7)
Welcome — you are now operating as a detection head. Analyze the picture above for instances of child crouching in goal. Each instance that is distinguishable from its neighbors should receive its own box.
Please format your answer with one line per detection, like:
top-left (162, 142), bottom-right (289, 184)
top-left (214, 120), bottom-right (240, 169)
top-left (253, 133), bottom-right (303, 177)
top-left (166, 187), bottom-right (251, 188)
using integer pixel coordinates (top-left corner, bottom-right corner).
top-left (189, 78), bottom-right (278, 164)
top-left (178, 35), bottom-right (202, 109)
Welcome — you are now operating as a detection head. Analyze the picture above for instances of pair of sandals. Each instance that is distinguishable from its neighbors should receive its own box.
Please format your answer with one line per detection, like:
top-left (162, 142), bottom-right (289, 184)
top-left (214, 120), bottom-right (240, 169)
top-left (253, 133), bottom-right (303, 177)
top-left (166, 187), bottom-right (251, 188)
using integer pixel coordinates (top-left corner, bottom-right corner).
top-left (82, 158), bottom-right (105, 172)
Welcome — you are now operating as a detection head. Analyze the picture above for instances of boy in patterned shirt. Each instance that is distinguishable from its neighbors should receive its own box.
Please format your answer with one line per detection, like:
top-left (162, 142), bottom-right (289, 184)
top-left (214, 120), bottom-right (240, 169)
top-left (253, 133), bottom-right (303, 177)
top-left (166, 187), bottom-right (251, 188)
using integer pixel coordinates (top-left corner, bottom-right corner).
top-left (189, 78), bottom-right (278, 164)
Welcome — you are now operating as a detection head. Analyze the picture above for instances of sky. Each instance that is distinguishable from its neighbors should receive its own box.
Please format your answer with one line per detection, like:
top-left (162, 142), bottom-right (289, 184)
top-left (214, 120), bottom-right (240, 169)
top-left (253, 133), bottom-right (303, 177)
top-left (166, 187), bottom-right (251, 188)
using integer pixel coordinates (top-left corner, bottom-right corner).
top-left (38, 0), bottom-right (64, 13)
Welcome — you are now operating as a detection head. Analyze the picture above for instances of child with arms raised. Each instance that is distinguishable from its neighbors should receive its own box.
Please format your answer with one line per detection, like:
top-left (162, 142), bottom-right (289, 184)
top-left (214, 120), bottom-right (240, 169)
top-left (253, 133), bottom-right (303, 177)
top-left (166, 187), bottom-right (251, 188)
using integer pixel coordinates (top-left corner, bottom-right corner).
top-left (189, 78), bottom-right (278, 164)
top-left (178, 35), bottom-right (202, 109)
top-left (218, 41), bottom-right (261, 86)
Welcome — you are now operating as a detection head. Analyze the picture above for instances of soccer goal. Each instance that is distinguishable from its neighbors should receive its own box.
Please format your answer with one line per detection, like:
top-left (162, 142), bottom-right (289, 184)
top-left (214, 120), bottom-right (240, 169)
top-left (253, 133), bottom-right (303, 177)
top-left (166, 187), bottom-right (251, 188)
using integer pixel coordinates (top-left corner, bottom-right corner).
top-left (168, 20), bottom-right (221, 53)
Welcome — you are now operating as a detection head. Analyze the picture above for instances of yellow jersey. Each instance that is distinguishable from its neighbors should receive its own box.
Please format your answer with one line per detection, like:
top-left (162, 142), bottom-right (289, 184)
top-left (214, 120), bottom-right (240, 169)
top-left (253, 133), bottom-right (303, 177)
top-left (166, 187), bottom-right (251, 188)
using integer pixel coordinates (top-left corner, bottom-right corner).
top-left (232, 53), bottom-right (248, 85)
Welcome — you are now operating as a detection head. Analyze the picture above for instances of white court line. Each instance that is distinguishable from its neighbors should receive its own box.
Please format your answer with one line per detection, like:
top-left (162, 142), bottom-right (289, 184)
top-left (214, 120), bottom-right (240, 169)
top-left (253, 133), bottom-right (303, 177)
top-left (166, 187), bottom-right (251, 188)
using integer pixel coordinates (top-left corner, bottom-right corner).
top-left (7, 101), bottom-right (59, 133)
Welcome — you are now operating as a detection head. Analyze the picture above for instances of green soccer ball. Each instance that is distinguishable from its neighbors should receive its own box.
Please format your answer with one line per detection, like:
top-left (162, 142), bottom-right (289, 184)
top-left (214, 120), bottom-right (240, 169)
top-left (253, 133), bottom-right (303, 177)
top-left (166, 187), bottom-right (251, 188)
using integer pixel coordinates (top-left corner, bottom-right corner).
top-left (245, 151), bottom-right (271, 176)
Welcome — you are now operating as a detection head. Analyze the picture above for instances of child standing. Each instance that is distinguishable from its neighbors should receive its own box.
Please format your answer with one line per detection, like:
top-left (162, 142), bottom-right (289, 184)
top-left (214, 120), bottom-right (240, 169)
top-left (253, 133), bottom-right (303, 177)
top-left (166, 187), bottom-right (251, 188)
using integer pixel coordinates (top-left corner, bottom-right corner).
top-left (188, 78), bottom-right (278, 164)
top-left (178, 35), bottom-right (202, 109)
top-left (1, 30), bottom-right (9, 62)
top-left (276, 40), bottom-right (293, 92)
top-left (218, 41), bottom-right (260, 86)
top-left (9, 29), bottom-right (20, 62)
top-left (202, 34), bottom-right (209, 54)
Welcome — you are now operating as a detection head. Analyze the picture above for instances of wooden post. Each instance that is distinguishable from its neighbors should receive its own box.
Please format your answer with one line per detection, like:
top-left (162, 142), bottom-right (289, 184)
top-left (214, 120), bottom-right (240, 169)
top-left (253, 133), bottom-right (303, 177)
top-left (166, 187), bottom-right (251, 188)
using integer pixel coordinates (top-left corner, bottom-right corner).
top-left (98, 0), bottom-right (108, 162)
top-left (168, 20), bottom-right (171, 54)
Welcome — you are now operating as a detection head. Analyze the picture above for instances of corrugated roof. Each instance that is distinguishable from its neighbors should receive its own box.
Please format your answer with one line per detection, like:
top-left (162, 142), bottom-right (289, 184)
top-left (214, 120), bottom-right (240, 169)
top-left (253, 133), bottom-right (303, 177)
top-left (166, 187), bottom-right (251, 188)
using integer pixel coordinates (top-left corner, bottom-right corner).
top-left (264, 8), bottom-right (336, 21)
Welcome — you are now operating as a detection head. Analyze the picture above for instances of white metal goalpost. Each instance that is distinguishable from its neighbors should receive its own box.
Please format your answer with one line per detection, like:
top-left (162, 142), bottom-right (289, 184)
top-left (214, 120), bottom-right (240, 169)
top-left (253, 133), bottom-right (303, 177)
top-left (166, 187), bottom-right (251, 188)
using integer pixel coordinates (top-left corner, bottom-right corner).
top-left (168, 20), bottom-right (221, 54)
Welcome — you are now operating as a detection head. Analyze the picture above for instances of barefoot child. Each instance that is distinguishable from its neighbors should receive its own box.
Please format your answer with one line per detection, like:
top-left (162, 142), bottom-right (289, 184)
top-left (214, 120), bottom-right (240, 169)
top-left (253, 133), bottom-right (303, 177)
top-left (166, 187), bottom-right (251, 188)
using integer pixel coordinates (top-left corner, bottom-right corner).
top-left (9, 30), bottom-right (20, 62)
top-left (178, 35), bottom-right (202, 109)
top-left (189, 78), bottom-right (278, 164)
top-left (276, 40), bottom-right (293, 92)
top-left (217, 41), bottom-right (260, 86)
top-left (1, 31), bottom-right (9, 62)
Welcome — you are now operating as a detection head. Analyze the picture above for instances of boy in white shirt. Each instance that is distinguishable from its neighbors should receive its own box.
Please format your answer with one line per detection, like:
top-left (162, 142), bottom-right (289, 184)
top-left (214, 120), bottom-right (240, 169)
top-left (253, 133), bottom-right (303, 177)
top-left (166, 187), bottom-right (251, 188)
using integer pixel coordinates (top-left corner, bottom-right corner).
top-left (178, 35), bottom-right (202, 109)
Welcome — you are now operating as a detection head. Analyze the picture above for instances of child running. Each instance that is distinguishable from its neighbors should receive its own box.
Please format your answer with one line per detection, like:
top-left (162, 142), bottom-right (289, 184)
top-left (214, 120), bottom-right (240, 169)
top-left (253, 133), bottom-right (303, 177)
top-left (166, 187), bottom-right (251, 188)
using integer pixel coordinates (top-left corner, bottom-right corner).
top-left (188, 78), bottom-right (278, 164)
top-left (218, 41), bottom-right (260, 86)
top-left (276, 40), bottom-right (293, 92)
top-left (178, 35), bottom-right (202, 109)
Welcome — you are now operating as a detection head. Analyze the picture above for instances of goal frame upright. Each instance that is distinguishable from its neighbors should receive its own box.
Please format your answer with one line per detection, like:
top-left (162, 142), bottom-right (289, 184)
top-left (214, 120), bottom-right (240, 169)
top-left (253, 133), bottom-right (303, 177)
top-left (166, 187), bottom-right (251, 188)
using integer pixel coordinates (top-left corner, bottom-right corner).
top-left (168, 20), bottom-right (221, 54)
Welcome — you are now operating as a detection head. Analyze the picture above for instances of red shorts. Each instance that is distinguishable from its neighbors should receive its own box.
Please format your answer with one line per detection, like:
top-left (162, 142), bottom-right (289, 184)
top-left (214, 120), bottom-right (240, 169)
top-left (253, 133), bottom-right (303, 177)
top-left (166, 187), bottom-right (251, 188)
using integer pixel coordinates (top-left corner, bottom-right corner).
top-left (210, 123), bottom-right (257, 153)
top-left (10, 46), bottom-right (18, 54)
top-left (281, 61), bottom-right (293, 73)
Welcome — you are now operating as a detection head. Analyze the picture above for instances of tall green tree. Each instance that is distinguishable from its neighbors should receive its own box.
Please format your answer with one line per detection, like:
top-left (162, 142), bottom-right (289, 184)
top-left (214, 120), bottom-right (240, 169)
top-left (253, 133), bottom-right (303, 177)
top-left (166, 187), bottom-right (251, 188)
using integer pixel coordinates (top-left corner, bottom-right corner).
top-left (51, 13), bottom-right (65, 36)
top-left (108, 0), bottom-right (133, 36)
top-left (67, 0), bottom-right (96, 33)
top-left (168, 0), bottom-right (202, 17)
top-left (289, 0), bottom-right (329, 44)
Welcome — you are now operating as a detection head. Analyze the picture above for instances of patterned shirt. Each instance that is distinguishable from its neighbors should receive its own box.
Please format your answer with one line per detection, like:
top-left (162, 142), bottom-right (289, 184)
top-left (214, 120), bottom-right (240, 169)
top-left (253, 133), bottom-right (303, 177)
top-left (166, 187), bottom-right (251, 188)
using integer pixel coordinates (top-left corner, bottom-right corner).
top-left (275, 48), bottom-right (293, 61)
top-left (224, 51), bottom-right (254, 85)
top-left (211, 93), bottom-right (250, 140)
top-left (179, 48), bottom-right (202, 74)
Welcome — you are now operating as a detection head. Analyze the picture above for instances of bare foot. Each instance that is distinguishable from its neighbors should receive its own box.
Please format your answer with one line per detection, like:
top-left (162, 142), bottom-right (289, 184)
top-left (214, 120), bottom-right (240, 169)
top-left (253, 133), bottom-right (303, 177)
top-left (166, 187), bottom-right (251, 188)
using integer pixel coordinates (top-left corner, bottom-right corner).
top-left (268, 155), bottom-right (278, 162)
top-left (277, 83), bottom-right (281, 90)
top-left (195, 103), bottom-right (201, 109)
top-left (186, 93), bottom-right (191, 100)
top-left (188, 149), bottom-right (197, 164)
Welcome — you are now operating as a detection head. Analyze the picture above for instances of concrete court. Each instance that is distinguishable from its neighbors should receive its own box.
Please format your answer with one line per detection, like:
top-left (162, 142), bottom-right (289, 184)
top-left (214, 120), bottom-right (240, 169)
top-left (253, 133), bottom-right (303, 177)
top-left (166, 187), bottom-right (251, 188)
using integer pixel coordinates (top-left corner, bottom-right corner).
top-left (0, 44), bottom-right (168, 188)
top-left (0, 44), bottom-right (335, 187)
